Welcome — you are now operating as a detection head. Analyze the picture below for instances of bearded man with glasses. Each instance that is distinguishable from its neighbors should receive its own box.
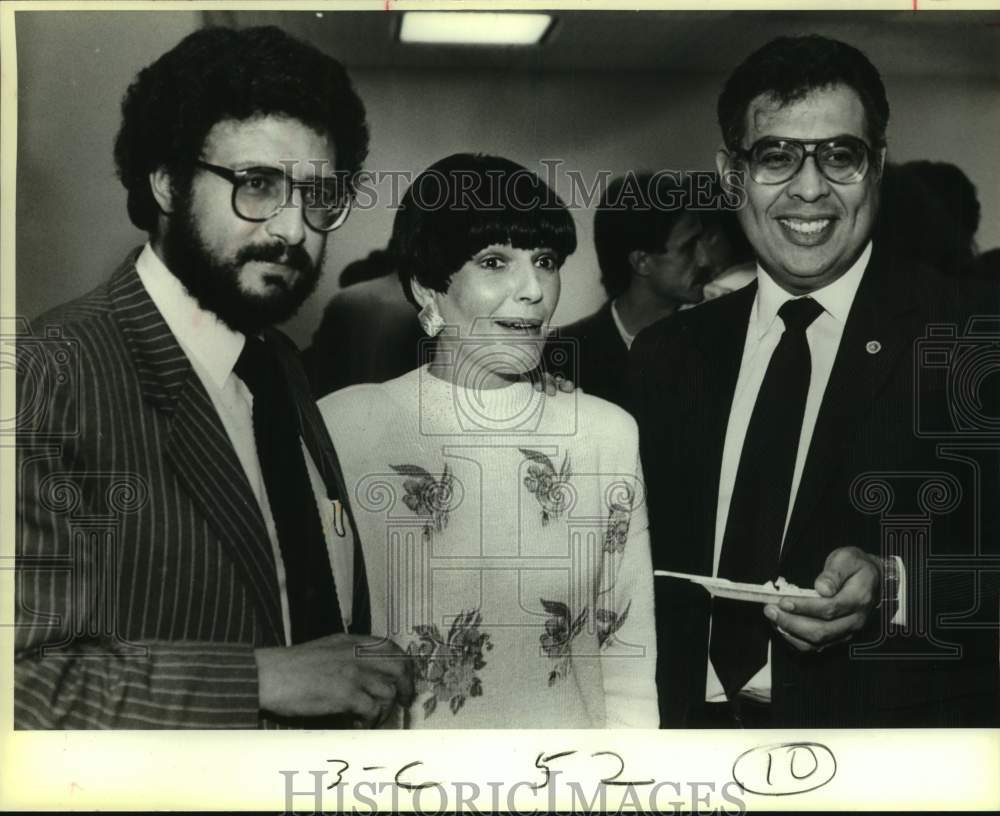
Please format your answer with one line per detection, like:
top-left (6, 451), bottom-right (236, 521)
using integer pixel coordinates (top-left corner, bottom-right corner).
top-left (15, 26), bottom-right (414, 729)
top-left (631, 34), bottom-right (999, 728)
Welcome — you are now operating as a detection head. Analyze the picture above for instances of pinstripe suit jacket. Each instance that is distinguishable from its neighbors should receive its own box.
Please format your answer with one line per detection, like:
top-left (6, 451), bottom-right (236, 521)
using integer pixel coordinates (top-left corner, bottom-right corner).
top-left (15, 252), bottom-right (368, 728)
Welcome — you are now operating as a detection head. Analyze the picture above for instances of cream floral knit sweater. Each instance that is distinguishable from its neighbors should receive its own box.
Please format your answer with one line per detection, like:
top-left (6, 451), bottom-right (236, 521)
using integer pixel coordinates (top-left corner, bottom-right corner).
top-left (319, 365), bottom-right (658, 728)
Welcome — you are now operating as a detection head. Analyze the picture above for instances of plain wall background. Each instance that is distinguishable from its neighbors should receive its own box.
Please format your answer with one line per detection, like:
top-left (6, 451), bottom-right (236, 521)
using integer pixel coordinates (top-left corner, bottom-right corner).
top-left (14, 10), bottom-right (1000, 347)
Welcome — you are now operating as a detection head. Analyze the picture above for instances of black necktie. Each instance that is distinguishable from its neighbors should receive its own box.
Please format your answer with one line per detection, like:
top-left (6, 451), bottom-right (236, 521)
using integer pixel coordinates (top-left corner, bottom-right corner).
top-left (710, 296), bottom-right (824, 699)
top-left (235, 335), bottom-right (344, 643)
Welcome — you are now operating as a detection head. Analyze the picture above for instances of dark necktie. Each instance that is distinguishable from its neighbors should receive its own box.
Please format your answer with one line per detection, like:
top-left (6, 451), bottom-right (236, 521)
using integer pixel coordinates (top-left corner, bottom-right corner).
top-left (235, 335), bottom-right (344, 643)
top-left (710, 296), bottom-right (824, 699)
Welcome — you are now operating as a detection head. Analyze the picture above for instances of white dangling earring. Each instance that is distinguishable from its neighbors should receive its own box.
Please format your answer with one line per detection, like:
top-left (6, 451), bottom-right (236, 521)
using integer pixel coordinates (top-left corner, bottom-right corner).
top-left (417, 301), bottom-right (445, 337)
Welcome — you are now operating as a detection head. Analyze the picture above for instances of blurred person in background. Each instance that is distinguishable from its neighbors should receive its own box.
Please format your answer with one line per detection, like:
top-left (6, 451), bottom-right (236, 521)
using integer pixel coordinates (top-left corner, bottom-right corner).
top-left (901, 160), bottom-right (980, 271)
top-left (555, 172), bottom-right (713, 409)
top-left (875, 162), bottom-right (973, 277)
top-left (302, 247), bottom-right (424, 398)
top-left (695, 176), bottom-right (758, 303)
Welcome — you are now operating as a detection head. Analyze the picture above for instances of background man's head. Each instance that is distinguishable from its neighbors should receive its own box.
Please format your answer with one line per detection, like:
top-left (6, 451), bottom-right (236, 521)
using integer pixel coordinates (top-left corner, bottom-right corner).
top-left (716, 35), bottom-right (889, 294)
top-left (876, 162), bottom-right (975, 277)
top-left (696, 175), bottom-right (756, 280)
top-left (594, 172), bottom-right (712, 307)
top-left (113, 26), bottom-right (369, 334)
top-left (900, 160), bottom-right (980, 266)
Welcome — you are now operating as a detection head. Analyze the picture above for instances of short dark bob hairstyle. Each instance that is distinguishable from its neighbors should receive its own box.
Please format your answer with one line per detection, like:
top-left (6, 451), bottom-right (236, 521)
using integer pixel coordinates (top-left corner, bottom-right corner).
top-left (391, 154), bottom-right (578, 308)
top-left (718, 34), bottom-right (890, 151)
top-left (114, 25), bottom-right (369, 232)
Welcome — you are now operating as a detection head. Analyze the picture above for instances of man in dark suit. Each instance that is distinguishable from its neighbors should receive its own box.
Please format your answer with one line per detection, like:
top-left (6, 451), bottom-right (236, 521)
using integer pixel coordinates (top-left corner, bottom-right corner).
top-left (631, 34), bottom-right (999, 727)
top-left (15, 26), bottom-right (412, 728)
top-left (557, 172), bottom-right (712, 410)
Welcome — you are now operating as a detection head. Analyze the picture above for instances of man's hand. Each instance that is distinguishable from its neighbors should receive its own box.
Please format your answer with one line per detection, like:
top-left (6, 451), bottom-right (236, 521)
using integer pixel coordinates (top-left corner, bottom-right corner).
top-left (255, 634), bottom-right (414, 726)
top-left (763, 546), bottom-right (882, 652)
top-left (532, 370), bottom-right (576, 396)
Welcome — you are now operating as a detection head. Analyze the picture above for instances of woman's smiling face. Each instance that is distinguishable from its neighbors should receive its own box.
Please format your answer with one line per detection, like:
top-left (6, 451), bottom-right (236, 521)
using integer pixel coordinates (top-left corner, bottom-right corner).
top-left (419, 243), bottom-right (562, 387)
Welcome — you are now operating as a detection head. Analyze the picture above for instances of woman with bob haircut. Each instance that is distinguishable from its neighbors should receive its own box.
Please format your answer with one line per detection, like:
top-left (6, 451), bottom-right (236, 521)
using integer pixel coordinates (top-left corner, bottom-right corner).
top-left (319, 154), bottom-right (657, 728)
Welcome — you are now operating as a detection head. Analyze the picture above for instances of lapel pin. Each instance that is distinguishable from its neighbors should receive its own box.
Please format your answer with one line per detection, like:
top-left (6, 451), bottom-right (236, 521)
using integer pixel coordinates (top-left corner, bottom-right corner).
top-left (866, 340), bottom-right (882, 354)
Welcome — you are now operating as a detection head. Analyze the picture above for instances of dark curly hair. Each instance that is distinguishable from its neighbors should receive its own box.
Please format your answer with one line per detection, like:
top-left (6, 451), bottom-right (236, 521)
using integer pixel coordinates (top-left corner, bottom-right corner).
top-left (718, 34), bottom-right (889, 151)
top-left (390, 154), bottom-right (578, 308)
top-left (114, 25), bottom-right (369, 231)
top-left (594, 172), bottom-right (693, 299)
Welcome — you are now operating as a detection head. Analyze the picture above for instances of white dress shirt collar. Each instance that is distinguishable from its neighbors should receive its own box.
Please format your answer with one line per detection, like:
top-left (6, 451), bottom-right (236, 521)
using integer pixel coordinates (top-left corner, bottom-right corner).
top-left (134, 242), bottom-right (245, 388)
top-left (751, 241), bottom-right (872, 340)
top-left (609, 298), bottom-right (636, 350)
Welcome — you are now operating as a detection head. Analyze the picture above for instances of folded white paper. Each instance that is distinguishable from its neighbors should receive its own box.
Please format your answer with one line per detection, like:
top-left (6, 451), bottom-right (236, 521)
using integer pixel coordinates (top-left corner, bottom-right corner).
top-left (653, 570), bottom-right (820, 604)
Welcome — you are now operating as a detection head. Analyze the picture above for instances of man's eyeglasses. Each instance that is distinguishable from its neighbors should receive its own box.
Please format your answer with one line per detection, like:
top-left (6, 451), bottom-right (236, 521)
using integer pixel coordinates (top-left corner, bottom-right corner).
top-left (729, 136), bottom-right (876, 185)
top-left (194, 161), bottom-right (351, 232)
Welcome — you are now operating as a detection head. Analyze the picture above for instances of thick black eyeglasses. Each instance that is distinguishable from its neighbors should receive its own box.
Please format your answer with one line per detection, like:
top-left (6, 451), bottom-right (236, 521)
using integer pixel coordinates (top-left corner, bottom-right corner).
top-left (194, 160), bottom-right (351, 232)
top-left (729, 136), bottom-right (876, 185)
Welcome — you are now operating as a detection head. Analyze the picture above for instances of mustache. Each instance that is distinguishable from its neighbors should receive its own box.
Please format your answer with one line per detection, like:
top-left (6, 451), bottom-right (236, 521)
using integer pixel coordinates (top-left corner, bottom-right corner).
top-left (236, 242), bottom-right (313, 272)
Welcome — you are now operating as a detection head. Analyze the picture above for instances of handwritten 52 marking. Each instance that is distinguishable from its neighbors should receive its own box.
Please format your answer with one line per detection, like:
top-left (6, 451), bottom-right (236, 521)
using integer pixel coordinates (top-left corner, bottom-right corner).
top-left (533, 750), bottom-right (654, 789)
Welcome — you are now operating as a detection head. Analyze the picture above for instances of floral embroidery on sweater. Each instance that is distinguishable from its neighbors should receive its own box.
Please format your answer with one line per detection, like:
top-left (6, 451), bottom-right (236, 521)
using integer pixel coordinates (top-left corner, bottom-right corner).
top-left (521, 448), bottom-right (572, 525)
top-left (391, 463), bottom-right (455, 540)
top-left (540, 599), bottom-right (588, 686)
top-left (604, 484), bottom-right (634, 554)
top-left (595, 601), bottom-right (631, 649)
top-left (407, 609), bottom-right (493, 719)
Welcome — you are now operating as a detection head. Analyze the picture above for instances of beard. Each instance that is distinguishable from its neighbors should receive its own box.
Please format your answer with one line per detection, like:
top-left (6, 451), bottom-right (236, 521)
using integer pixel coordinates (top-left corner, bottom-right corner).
top-left (160, 193), bottom-right (323, 336)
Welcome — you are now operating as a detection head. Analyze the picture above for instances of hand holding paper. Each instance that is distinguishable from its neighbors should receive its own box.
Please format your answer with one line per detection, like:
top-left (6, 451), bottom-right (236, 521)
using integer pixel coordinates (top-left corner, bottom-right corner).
top-left (654, 569), bottom-right (820, 604)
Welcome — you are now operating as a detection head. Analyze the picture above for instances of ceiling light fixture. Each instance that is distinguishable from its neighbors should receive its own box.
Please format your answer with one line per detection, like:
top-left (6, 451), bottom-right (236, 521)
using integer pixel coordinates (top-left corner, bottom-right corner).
top-left (399, 12), bottom-right (552, 46)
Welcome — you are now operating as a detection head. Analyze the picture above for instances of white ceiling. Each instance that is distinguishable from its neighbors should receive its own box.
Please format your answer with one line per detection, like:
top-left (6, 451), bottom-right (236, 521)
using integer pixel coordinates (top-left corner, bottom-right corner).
top-left (204, 9), bottom-right (1000, 78)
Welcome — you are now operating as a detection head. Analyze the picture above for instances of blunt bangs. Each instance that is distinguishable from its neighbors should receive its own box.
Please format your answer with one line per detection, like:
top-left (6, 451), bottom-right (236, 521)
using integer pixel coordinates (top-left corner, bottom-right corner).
top-left (465, 206), bottom-right (577, 266)
top-left (393, 154), bottom-right (578, 307)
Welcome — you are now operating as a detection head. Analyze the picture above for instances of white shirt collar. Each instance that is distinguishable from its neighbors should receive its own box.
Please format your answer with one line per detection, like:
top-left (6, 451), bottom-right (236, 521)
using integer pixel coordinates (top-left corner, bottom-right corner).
top-left (134, 242), bottom-right (245, 389)
top-left (752, 241), bottom-right (872, 339)
top-left (609, 299), bottom-right (636, 349)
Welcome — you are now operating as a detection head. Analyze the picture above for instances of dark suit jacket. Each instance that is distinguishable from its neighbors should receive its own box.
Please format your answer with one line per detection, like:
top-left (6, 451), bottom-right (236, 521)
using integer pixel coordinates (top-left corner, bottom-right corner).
top-left (15, 252), bottom-right (369, 728)
top-left (302, 274), bottom-right (425, 399)
top-left (631, 240), bottom-right (1000, 727)
top-left (554, 301), bottom-right (630, 411)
